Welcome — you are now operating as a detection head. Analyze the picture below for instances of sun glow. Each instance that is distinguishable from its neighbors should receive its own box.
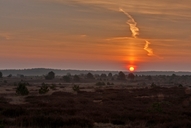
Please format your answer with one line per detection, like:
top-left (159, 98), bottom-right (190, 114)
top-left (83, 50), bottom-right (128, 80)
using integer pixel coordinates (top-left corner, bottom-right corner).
top-left (129, 66), bottom-right (135, 72)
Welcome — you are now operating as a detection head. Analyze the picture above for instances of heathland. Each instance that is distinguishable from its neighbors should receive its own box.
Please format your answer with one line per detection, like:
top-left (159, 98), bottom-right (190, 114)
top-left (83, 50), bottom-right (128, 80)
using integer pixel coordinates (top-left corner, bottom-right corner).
top-left (0, 69), bottom-right (191, 128)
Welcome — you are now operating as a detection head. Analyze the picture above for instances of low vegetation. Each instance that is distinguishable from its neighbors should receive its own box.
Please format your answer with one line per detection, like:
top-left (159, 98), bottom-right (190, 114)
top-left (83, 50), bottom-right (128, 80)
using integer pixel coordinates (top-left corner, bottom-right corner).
top-left (39, 83), bottom-right (49, 94)
top-left (72, 84), bottom-right (80, 92)
top-left (16, 82), bottom-right (29, 96)
top-left (0, 86), bottom-right (191, 127)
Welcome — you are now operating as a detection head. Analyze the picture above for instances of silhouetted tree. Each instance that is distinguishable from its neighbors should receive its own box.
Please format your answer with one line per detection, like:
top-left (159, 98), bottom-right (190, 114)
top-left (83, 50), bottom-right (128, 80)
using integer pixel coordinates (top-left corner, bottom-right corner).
top-left (63, 75), bottom-right (71, 82)
top-left (100, 73), bottom-right (107, 80)
top-left (86, 73), bottom-right (94, 79)
top-left (45, 71), bottom-right (55, 80)
top-left (0, 72), bottom-right (2, 78)
top-left (73, 75), bottom-right (80, 82)
top-left (108, 73), bottom-right (112, 78)
top-left (128, 73), bottom-right (135, 80)
top-left (118, 71), bottom-right (126, 80)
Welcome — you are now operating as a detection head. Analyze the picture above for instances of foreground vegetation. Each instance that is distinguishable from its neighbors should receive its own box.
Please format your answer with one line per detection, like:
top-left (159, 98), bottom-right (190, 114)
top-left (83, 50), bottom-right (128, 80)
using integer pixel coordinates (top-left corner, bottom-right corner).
top-left (0, 86), bottom-right (191, 128)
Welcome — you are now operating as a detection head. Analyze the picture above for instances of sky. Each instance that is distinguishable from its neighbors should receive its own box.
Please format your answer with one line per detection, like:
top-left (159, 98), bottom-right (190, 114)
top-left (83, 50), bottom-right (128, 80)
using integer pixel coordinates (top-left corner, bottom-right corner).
top-left (0, 0), bottom-right (191, 71)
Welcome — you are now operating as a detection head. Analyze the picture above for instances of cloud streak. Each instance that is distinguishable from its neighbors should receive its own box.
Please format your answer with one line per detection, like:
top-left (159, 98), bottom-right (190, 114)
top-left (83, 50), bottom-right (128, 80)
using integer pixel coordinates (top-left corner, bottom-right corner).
top-left (119, 8), bottom-right (139, 38)
top-left (119, 8), bottom-right (154, 56)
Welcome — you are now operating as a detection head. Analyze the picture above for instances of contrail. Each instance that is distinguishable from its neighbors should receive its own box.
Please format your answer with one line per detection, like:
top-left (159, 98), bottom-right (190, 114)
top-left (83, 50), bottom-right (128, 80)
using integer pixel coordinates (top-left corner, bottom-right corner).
top-left (144, 40), bottom-right (153, 56)
top-left (119, 8), bottom-right (154, 56)
top-left (119, 8), bottom-right (139, 38)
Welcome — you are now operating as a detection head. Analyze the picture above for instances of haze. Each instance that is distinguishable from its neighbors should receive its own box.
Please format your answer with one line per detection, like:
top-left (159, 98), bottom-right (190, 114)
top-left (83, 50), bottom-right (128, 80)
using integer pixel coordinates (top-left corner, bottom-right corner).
top-left (0, 0), bottom-right (191, 71)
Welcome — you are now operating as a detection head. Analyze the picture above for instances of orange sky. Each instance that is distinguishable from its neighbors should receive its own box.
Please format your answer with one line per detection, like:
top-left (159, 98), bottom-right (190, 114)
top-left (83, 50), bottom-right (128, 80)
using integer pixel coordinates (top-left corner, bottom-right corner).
top-left (0, 0), bottom-right (191, 71)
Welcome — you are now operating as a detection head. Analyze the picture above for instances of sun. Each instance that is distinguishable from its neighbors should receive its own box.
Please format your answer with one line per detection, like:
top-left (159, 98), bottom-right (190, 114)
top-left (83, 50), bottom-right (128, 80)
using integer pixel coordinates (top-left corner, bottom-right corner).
top-left (129, 66), bottom-right (135, 72)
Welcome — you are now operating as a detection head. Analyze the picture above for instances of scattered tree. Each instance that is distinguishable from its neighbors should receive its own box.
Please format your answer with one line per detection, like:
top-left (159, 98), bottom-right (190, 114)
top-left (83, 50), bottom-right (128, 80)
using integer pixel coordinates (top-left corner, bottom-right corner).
top-left (86, 73), bottom-right (94, 79)
top-left (118, 71), bottom-right (126, 80)
top-left (73, 75), bottom-right (80, 82)
top-left (45, 71), bottom-right (55, 80)
top-left (100, 74), bottom-right (107, 78)
top-left (63, 75), bottom-right (71, 82)
top-left (0, 72), bottom-right (2, 78)
top-left (128, 73), bottom-right (135, 80)
top-left (108, 73), bottom-right (112, 78)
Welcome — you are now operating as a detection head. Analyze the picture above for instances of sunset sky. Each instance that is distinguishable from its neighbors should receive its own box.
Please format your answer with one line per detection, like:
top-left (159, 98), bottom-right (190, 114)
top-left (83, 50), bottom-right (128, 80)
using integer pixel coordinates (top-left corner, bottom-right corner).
top-left (0, 0), bottom-right (191, 71)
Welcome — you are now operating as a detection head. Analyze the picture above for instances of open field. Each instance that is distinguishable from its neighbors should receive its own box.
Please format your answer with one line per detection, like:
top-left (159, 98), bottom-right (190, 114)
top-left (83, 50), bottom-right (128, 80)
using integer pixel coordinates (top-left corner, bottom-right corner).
top-left (0, 76), bottom-right (191, 128)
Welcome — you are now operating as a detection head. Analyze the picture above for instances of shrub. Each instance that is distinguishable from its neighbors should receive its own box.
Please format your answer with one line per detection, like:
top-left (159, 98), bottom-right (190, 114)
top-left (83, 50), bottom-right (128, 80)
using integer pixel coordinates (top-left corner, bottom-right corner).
top-left (50, 84), bottom-right (56, 90)
top-left (73, 85), bottom-right (80, 92)
top-left (39, 83), bottom-right (49, 94)
top-left (16, 82), bottom-right (29, 96)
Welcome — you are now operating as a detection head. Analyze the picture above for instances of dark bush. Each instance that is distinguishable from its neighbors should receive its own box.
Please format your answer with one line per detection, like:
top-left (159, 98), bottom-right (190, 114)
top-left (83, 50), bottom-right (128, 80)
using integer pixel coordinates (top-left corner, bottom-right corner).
top-left (16, 82), bottom-right (29, 96)
top-left (39, 83), bottom-right (49, 94)
top-left (73, 85), bottom-right (80, 92)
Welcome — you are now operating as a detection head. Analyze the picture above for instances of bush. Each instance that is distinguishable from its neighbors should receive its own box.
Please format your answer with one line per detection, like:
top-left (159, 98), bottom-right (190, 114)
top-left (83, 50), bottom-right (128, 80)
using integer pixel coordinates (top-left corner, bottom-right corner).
top-left (39, 83), bottom-right (49, 94)
top-left (50, 84), bottom-right (56, 90)
top-left (73, 85), bottom-right (80, 92)
top-left (16, 82), bottom-right (29, 96)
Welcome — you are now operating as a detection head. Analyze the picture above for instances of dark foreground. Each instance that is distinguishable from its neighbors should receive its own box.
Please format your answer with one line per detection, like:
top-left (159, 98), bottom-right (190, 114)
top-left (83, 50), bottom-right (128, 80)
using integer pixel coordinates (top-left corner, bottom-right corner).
top-left (1, 86), bottom-right (191, 128)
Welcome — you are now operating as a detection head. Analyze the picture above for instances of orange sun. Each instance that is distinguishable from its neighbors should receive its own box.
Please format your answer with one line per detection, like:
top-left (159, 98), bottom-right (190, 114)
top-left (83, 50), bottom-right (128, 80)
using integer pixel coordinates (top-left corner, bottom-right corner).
top-left (129, 66), bottom-right (135, 72)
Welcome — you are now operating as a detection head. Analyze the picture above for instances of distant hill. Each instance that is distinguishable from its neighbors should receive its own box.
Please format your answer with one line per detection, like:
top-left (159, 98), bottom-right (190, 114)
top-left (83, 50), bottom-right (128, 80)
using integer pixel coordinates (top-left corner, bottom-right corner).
top-left (0, 68), bottom-right (191, 76)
